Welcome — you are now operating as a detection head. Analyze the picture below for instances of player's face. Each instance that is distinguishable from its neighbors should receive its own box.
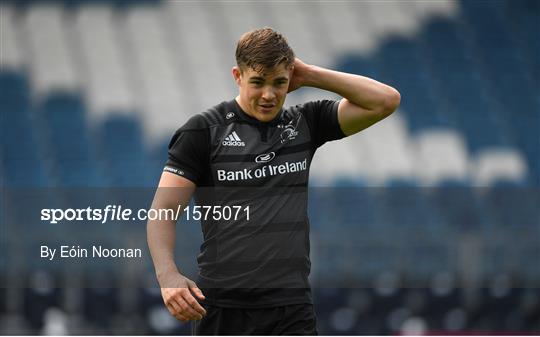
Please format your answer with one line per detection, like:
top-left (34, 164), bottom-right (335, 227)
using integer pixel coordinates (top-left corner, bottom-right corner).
top-left (233, 63), bottom-right (292, 122)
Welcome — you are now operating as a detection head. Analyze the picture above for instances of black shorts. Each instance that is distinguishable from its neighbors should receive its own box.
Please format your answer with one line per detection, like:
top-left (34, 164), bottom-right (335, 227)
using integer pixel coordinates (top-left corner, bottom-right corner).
top-left (191, 303), bottom-right (318, 335)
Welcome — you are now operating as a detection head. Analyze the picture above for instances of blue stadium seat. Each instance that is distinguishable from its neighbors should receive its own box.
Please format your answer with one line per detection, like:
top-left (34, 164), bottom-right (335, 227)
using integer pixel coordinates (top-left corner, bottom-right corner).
top-left (421, 19), bottom-right (467, 51)
top-left (429, 182), bottom-right (487, 231)
top-left (97, 114), bottom-right (152, 187)
top-left (481, 185), bottom-right (538, 231)
top-left (37, 93), bottom-right (103, 186)
top-left (0, 72), bottom-right (48, 186)
top-left (336, 54), bottom-right (378, 79)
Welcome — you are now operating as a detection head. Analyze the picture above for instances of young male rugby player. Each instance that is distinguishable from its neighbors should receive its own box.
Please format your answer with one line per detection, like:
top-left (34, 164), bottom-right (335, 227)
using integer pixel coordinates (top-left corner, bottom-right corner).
top-left (147, 27), bottom-right (400, 335)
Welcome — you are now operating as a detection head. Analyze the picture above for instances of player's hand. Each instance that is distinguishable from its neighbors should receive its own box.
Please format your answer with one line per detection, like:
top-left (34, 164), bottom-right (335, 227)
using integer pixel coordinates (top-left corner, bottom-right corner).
top-left (288, 58), bottom-right (311, 93)
top-left (160, 272), bottom-right (207, 322)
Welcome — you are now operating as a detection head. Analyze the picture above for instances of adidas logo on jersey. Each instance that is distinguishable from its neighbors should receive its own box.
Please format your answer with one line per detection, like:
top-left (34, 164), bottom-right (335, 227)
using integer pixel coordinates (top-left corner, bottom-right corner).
top-left (222, 131), bottom-right (245, 147)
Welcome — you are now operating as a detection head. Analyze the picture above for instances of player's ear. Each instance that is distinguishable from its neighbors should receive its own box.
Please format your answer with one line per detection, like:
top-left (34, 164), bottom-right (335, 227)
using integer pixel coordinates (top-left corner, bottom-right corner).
top-left (232, 66), bottom-right (242, 85)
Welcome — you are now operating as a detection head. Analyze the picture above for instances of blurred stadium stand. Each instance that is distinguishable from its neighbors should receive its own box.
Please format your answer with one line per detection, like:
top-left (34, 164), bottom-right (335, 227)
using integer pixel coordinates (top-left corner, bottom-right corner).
top-left (1, 0), bottom-right (539, 334)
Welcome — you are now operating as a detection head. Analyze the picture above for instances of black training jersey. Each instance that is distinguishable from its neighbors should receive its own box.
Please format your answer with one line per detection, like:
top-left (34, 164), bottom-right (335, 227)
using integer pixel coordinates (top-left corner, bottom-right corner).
top-left (164, 99), bottom-right (345, 308)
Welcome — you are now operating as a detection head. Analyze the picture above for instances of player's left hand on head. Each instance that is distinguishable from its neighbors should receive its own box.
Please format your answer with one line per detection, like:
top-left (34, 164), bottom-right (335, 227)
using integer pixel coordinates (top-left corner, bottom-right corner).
top-left (287, 58), bottom-right (309, 93)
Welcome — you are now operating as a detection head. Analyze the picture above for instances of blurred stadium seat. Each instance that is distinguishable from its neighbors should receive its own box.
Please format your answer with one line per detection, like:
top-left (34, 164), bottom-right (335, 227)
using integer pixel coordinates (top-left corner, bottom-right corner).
top-left (1, 0), bottom-right (538, 334)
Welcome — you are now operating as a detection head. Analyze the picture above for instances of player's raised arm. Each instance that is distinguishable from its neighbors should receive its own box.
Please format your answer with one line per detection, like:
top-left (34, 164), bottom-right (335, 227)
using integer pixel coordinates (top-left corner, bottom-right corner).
top-left (147, 172), bottom-right (206, 322)
top-left (288, 58), bottom-right (401, 136)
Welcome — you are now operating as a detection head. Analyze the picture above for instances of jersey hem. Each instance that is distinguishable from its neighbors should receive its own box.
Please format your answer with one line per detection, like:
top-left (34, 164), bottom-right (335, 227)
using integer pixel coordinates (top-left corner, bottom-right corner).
top-left (201, 297), bottom-right (313, 309)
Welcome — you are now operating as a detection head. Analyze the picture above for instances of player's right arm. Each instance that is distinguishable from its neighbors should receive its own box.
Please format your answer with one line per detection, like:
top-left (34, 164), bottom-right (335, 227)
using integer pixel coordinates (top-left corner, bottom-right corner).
top-left (147, 171), bottom-right (207, 321)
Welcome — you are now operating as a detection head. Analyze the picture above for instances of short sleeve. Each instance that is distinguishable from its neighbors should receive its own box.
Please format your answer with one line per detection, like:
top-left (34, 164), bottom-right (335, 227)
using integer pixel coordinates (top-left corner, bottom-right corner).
top-left (300, 99), bottom-right (345, 148)
top-left (164, 115), bottom-right (209, 185)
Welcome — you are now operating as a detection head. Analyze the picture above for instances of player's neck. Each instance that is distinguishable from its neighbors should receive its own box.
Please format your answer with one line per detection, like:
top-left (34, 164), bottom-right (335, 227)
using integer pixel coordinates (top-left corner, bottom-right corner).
top-left (234, 96), bottom-right (254, 118)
